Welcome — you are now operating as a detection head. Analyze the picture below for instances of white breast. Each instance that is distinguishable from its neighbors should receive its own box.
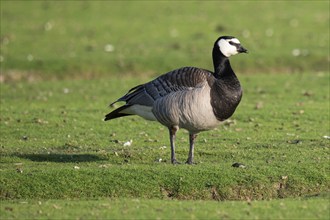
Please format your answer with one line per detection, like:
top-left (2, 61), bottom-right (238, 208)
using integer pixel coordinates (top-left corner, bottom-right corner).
top-left (152, 82), bottom-right (220, 132)
top-left (178, 84), bottom-right (220, 132)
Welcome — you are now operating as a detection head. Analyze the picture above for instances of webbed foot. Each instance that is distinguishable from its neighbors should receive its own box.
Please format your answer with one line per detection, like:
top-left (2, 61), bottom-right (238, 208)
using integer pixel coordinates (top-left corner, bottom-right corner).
top-left (171, 159), bottom-right (181, 165)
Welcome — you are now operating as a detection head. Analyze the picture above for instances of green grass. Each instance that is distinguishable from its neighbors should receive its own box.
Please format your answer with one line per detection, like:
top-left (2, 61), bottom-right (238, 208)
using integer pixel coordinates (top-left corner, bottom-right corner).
top-left (1, 1), bottom-right (329, 80)
top-left (1, 196), bottom-right (329, 220)
top-left (1, 1), bottom-right (329, 219)
top-left (1, 74), bottom-right (329, 203)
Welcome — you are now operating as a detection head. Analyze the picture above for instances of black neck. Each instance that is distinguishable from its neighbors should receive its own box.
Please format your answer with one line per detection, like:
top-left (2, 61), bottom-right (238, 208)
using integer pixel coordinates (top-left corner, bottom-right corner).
top-left (212, 46), bottom-right (236, 80)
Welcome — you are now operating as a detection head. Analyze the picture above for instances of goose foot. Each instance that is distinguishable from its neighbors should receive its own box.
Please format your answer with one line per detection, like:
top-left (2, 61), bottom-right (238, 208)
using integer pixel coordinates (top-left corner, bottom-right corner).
top-left (171, 159), bottom-right (181, 165)
top-left (185, 159), bottom-right (196, 165)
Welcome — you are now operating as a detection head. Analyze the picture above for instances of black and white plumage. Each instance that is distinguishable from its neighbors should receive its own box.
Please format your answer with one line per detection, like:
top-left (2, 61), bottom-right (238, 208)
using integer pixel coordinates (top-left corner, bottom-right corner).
top-left (105, 36), bottom-right (248, 164)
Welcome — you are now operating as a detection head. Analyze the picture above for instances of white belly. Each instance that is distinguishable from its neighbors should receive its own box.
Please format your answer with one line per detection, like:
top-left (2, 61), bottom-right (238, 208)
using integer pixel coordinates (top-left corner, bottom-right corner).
top-left (122, 104), bottom-right (157, 121)
top-left (179, 86), bottom-right (220, 132)
top-left (152, 84), bottom-right (221, 132)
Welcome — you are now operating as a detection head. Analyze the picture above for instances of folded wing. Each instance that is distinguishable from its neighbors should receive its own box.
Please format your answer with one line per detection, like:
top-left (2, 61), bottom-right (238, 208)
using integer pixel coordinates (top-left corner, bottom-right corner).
top-left (105, 67), bottom-right (211, 121)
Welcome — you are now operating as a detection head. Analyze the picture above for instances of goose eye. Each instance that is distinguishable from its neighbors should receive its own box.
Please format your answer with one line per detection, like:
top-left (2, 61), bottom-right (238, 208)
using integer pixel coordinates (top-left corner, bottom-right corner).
top-left (229, 41), bottom-right (238, 46)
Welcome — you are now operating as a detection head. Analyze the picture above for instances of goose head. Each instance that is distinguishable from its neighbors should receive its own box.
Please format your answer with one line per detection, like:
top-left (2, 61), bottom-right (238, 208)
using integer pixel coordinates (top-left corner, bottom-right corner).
top-left (215, 36), bottom-right (248, 58)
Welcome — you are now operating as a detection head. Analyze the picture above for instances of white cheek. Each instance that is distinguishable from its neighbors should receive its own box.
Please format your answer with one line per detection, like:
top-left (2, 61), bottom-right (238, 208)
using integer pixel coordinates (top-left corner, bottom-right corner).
top-left (230, 38), bottom-right (240, 44)
top-left (218, 39), bottom-right (238, 57)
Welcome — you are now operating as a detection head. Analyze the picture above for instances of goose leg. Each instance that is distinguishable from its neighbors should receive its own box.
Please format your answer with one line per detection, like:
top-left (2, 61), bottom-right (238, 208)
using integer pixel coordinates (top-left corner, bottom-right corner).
top-left (186, 133), bottom-right (198, 164)
top-left (169, 126), bottom-right (180, 164)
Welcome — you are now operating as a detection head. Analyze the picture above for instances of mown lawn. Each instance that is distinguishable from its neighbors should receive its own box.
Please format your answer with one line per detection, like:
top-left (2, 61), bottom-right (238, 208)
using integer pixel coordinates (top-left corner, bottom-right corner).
top-left (1, 73), bottom-right (329, 218)
top-left (1, 1), bottom-right (328, 79)
top-left (1, 196), bottom-right (329, 220)
top-left (1, 1), bottom-right (329, 219)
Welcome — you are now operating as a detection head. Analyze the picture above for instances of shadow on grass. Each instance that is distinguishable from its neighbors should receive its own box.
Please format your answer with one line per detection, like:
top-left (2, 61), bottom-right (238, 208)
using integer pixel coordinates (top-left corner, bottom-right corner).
top-left (16, 153), bottom-right (107, 163)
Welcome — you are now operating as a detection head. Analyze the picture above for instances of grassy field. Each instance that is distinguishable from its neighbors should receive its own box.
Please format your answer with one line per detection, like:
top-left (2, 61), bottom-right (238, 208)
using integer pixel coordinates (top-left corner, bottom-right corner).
top-left (2, 196), bottom-right (329, 219)
top-left (1, 1), bottom-right (329, 80)
top-left (1, 1), bottom-right (329, 219)
top-left (1, 73), bottom-right (329, 218)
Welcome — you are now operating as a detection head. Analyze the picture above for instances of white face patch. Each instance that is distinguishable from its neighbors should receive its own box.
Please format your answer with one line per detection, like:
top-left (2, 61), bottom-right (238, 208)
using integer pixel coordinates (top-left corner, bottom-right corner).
top-left (218, 38), bottom-right (240, 57)
top-left (229, 38), bottom-right (240, 44)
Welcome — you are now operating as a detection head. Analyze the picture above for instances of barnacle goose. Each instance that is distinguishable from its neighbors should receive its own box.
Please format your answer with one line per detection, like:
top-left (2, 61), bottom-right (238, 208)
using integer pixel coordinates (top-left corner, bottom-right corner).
top-left (105, 36), bottom-right (248, 164)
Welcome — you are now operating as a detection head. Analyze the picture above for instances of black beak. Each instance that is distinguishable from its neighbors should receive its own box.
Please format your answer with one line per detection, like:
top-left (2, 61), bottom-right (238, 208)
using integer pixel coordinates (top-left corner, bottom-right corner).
top-left (237, 45), bottom-right (248, 53)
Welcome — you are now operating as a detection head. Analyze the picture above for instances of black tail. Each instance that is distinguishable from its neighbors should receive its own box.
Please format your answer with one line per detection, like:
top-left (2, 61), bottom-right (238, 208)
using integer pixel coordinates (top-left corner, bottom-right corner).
top-left (104, 105), bottom-right (132, 121)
